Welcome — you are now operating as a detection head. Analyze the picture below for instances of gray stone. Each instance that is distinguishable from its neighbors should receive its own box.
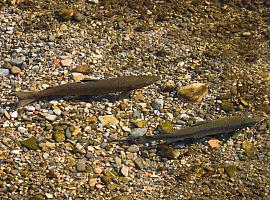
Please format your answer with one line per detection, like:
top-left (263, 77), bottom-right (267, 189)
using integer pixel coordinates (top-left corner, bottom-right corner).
top-left (10, 57), bottom-right (25, 66)
top-left (76, 160), bottom-right (86, 172)
top-left (0, 68), bottom-right (10, 76)
top-left (152, 98), bottom-right (164, 110)
top-left (132, 110), bottom-right (141, 118)
top-left (127, 144), bottom-right (140, 153)
top-left (130, 128), bottom-right (147, 137)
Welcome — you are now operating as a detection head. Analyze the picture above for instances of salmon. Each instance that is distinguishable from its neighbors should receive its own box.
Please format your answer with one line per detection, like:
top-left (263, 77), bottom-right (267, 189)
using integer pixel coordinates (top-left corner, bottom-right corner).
top-left (14, 75), bottom-right (160, 108)
top-left (132, 116), bottom-right (264, 144)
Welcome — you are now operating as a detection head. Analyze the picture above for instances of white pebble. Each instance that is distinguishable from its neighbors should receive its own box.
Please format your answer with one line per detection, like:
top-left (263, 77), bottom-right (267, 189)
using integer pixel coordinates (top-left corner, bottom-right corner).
top-left (10, 111), bottom-right (18, 118)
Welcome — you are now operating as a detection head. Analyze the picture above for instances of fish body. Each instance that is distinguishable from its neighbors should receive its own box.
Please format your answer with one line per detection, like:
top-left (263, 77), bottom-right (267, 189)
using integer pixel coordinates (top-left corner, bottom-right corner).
top-left (14, 75), bottom-right (160, 108)
top-left (135, 116), bottom-right (264, 144)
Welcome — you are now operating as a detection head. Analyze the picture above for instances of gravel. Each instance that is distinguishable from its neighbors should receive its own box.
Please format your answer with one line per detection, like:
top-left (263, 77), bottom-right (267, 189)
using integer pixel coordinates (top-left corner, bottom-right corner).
top-left (0, 1), bottom-right (269, 199)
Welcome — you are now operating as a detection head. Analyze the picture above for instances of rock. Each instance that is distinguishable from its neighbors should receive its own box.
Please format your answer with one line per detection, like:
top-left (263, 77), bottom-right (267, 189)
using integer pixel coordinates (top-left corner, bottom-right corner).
top-left (161, 80), bottom-right (175, 92)
top-left (76, 160), bottom-right (86, 172)
top-left (60, 58), bottom-right (72, 67)
top-left (179, 113), bottom-right (190, 121)
top-left (159, 146), bottom-right (181, 159)
top-left (0, 68), bottom-right (10, 76)
top-left (98, 115), bottom-right (119, 126)
top-left (89, 178), bottom-right (97, 187)
top-left (152, 98), bottom-right (164, 110)
top-left (58, 8), bottom-right (74, 21)
top-left (112, 195), bottom-right (130, 200)
top-left (127, 144), bottom-right (139, 153)
top-left (24, 106), bottom-right (35, 112)
top-left (10, 111), bottom-right (18, 118)
top-left (132, 120), bottom-right (147, 128)
top-left (10, 57), bottom-right (25, 66)
top-left (134, 157), bottom-right (147, 169)
top-left (47, 169), bottom-right (58, 179)
top-left (44, 114), bottom-right (58, 121)
top-left (242, 140), bottom-right (256, 158)
top-left (221, 101), bottom-right (234, 112)
top-left (11, 66), bottom-right (21, 75)
top-left (18, 126), bottom-right (28, 134)
top-left (177, 83), bottom-right (208, 102)
top-left (53, 131), bottom-right (65, 142)
top-left (88, 0), bottom-right (99, 4)
top-left (74, 65), bottom-right (94, 73)
top-left (130, 128), bottom-right (147, 137)
top-left (20, 137), bottom-right (39, 150)
top-left (260, 71), bottom-right (270, 81)
top-left (72, 72), bottom-right (85, 82)
top-left (120, 165), bottom-right (129, 177)
top-left (53, 108), bottom-right (62, 116)
top-left (158, 121), bottom-right (174, 134)
top-left (45, 193), bottom-right (53, 199)
top-left (94, 167), bottom-right (103, 174)
top-left (132, 110), bottom-right (141, 118)
top-left (65, 128), bottom-right (71, 138)
top-left (208, 138), bottom-right (221, 148)
top-left (224, 165), bottom-right (237, 178)
top-left (73, 13), bottom-right (85, 22)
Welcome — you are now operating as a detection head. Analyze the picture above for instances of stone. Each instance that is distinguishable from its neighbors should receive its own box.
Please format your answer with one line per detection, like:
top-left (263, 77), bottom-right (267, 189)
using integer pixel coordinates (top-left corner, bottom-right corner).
top-left (60, 58), bottom-right (72, 67)
top-left (73, 13), bottom-right (85, 22)
top-left (72, 72), bottom-right (85, 82)
top-left (94, 167), bottom-right (103, 174)
top-left (18, 127), bottom-right (28, 134)
top-left (24, 106), bottom-right (35, 112)
top-left (177, 83), bottom-right (208, 102)
top-left (20, 137), bottom-right (39, 150)
top-left (44, 114), bottom-right (58, 121)
top-left (179, 113), bottom-right (190, 121)
top-left (111, 195), bottom-right (131, 200)
top-left (0, 68), bottom-right (10, 76)
top-left (10, 57), bottom-right (25, 66)
top-left (130, 128), bottom-right (147, 137)
top-left (74, 65), bottom-right (94, 73)
top-left (53, 108), bottom-right (62, 116)
top-left (98, 115), bottom-right (119, 126)
top-left (221, 101), bottom-right (234, 112)
top-left (76, 160), bottom-right (86, 172)
top-left (152, 98), bottom-right (164, 110)
top-left (89, 0), bottom-right (99, 4)
top-left (120, 165), bottom-right (129, 177)
top-left (158, 121), bottom-right (174, 134)
top-left (132, 120), bottom-right (147, 128)
top-left (224, 165), bottom-right (237, 178)
top-left (45, 193), bottom-right (53, 199)
top-left (53, 131), bottom-right (65, 142)
top-left (11, 66), bottom-right (21, 75)
top-left (127, 144), bottom-right (139, 153)
top-left (10, 111), bottom-right (18, 118)
top-left (134, 157), bottom-right (146, 169)
top-left (159, 146), bottom-right (181, 159)
top-left (89, 178), bottom-right (97, 187)
top-left (58, 8), bottom-right (74, 21)
top-left (260, 71), bottom-right (270, 81)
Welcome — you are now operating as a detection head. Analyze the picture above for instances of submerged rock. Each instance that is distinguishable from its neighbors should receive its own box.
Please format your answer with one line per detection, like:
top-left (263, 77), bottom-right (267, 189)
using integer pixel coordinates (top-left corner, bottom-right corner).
top-left (177, 83), bottom-right (208, 102)
top-left (20, 137), bottom-right (39, 150)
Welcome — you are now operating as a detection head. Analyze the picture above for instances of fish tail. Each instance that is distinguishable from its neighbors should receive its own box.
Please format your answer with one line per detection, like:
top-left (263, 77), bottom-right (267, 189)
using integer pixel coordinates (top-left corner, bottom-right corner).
top-left (14, 91), bottom-right (37, 108)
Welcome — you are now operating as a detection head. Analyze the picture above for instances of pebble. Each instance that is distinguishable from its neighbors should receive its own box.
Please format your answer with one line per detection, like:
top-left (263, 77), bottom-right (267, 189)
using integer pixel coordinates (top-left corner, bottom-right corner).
top-left (130, 128), bottom-right (147, 137)
top-left (10, 111), bottom-right (18, 118)
top-left (127, 144), bottom-right (140, 153)
top-left (89, 0), bottom-right (99, 4)
top-left (132, 110), bottom-right (141, 118)
top-left (60, 58), bottom-right (72, 67)
top-left (221, 101), bottom-right (234, 112)
top-left (65, 128), bottom-right (72, 138)
top-left (11, 66), bottom-right (21, 75)
top-left (89, 178), bottom-right (97, 187)
top-left (76, 160), bottom-right (86, 172)
top-left (73, 13), bottom-right (85, 22)
top-left (120, 165), bottom-right (129, 177)
top-left (18, 127), bottom-right (28, 134)
top-left (158, 121), bottom-right (174, 134)
top-left (177, 83), bottom-right (208, 102)
top-left (43, 152), bottom-right (50, 160)
top-left (24, 105), bottom-right (35, 112)
top-left (53, 131), bottom-right (65, 142)
top-left (10, 57), bottom-right (25, 66)
top-left (44, 114), bottom-right (58, 121)
top-left (0, 68), bottom-right (10, 76)
top-left (20, 137), bottom-right (39, 150)
top-left (133, 157), bottom-right (146, 169)
top-left (179, 113), bottom-right (190, 121)
top-left (45, 193), bottom-right (53, 199)
top-left (152, 98), bottom-right (164, 110)
top-left (94, 167), bottom-right (103, 174)
top-left (72, 72), bottom-right (85, 82)
top-left (98, 115), bottom-right (119, 126)
top-left (53, 108), bottom-right (62, 116)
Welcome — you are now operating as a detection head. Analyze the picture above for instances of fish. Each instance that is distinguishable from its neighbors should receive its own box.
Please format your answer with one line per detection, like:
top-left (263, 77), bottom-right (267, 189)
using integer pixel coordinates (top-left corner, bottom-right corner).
top-left (131, 116), bottom-right (264, 144)
top-left (14, 75), bottom-right (160, 108)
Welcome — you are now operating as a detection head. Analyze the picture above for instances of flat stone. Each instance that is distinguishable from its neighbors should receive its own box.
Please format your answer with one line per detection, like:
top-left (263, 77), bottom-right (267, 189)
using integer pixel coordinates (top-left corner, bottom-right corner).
top-left (44, 114), bottom-right (58, 121)
top-left (152, 98), bottom-right (164, 110)
top-left (72, 72), bottom-right (85, 82)
top-left (53, 131), bottom-right (65, 142)
top-left (53, 108), bottom-right (62, 116)
top-left (10, 57), bottom-right (25, 66)
top-left (158, 121), bottom-right (173, 134)
top-left (120, 165), bottom-right (129, 177)
top-left (98, 115), bottom-right (119, 126)
top-left (89, 178), bottom-right (97, 187)
top-left (20, 137), bottom-right (39, 150)
top-left (76, 160), bottom-right (86, 172)
top-left (130, 128), bottom-right (147, 137)
top-left (73, 13), bottom-right (85, 22)
top-left (0, 68), bottom-right (10, 76)
top-left (11, 66), bottom-right (21, 75)
top-left (60, 58), bottom-right (72, 67)
top-left (177, 83), bottom-right (208, 102)
top-left (127, 144), bottom-right (139, 153)
top-left (18, 126), bottom-right (28, 134)
top-left (10, 111), bottom-right (18, 118)
top-left (133, 157), bottom-right (146, 169)
top-left (94, 167), bottom-right (103, 174)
